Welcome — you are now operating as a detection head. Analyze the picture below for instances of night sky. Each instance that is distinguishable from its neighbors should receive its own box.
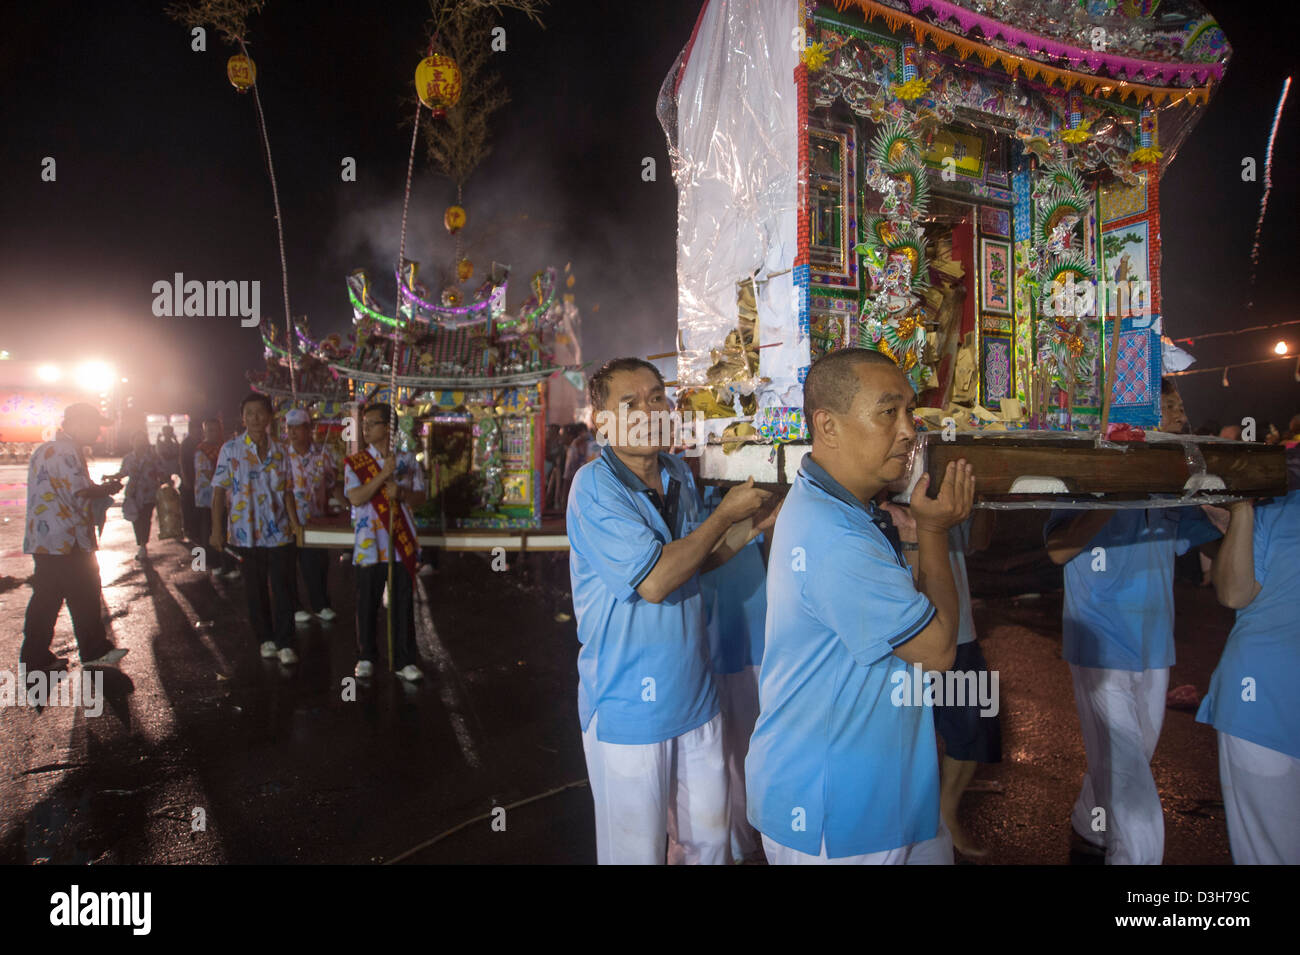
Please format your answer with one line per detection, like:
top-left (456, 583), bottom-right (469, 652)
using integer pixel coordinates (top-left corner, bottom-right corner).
top-left (2, 0), bottom-right (1297, 430)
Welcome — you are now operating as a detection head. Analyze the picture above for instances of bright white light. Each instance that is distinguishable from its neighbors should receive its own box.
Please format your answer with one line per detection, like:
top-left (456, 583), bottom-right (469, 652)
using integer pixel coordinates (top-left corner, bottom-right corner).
top-left (120, 377), bottom-right (129, 383)
top-left (1275, 341), bottom-right (1289, 355)
top-left (37, 364), bottom-right (61, 383)
top-left (77, 361), bottom-right (115, 393)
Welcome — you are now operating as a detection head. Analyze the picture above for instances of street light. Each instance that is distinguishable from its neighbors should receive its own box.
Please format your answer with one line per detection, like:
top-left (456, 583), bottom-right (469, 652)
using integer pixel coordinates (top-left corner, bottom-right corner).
top-left (77, 361), bottom-right (115, 393)
top-left (1275, 341), bottom-right (1289, 356)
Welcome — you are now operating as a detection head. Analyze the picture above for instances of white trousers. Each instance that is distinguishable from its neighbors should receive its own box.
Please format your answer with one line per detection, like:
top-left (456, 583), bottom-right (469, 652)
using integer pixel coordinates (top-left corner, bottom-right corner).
top-left (1218, 731), bottom-right (1300, 865)
top-left (1069, 664), bottom-right (1168, 865)
top-left (582, 712), bottom-right (729, 865)
top-left (718, 666), bottom-right (762, 861)
top-left (762, 822), bottom-right (954, 865)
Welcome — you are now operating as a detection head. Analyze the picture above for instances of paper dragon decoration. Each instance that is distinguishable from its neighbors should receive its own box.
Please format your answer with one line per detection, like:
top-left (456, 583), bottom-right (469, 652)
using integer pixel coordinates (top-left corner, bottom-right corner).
top-left (1025, 161), bottom-right (1099, 388)
top-left (856, 121), bottom-right (932, 387)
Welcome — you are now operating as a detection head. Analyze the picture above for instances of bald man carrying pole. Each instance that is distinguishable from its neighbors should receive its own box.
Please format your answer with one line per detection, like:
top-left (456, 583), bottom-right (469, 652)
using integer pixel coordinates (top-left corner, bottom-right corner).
top-left (747, 348), bottom-right (974, 864)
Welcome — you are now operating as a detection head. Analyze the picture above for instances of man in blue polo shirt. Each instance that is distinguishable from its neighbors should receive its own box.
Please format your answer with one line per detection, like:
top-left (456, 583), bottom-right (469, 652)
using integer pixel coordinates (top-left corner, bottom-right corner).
top-left (568, 357), bottom-right (775, 865)
top-left (747, 347), bottom-right (974, 864)
top-left (1197, 485), bottom-right (1300, 863)
top-left (1045, 378), bottom-right (1220, 864)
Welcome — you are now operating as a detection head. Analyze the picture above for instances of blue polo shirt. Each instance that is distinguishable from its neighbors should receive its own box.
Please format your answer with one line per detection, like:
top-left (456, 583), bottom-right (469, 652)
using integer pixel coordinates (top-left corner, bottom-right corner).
top-left (567, 445), bottom-right (719, 745)
top-left (1197, 491), bottom-right (1300, 759)
top-left (1044, 507), bottom-right (1219, 671)
top-left (746, 456), bottom-right (938, 857)
top-left (696, 486), bottom-right (767, 674)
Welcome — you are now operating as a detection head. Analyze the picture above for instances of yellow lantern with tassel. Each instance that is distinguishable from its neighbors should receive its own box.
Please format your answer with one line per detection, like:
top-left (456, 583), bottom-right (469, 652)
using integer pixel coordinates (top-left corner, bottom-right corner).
top-left (227, 54), bottom-right (256, 93)
top-left (415, 54), bottom-right (462, 119)
top-left (444, 205), bottom-right (466, 234)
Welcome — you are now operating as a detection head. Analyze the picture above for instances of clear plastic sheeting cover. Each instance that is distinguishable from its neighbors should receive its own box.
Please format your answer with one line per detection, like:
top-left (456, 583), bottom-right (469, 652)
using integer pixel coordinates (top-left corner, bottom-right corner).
top-left (657, 0), bottom-right (804, 410)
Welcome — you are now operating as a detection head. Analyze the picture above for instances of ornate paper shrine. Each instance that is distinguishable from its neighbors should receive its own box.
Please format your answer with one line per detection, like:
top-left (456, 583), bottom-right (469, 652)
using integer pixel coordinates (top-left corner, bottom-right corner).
top-left (659, 0), bottom-right (1285, 502)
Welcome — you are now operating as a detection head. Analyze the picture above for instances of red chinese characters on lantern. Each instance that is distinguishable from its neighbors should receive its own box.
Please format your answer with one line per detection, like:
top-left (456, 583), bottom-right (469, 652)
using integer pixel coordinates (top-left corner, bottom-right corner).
top-left (415, 54), bottom-right (463, 119)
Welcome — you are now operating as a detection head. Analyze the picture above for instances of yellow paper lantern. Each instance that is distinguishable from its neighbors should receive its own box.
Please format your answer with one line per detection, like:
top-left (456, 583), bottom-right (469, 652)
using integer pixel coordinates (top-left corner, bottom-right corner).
top-left (457, 259), bottom-right (474, 282)
top-left (227, 54), bottom-right (256, 93)
top-left (444, 205), bottom-right (466, 234)
top-left (415, 54), bottom-right (462, 118)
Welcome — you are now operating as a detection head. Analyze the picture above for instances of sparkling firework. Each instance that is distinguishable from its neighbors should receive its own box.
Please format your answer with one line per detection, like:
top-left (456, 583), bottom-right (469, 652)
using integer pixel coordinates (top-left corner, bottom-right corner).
top-left (1249, 77), bottom-right (1292, 296)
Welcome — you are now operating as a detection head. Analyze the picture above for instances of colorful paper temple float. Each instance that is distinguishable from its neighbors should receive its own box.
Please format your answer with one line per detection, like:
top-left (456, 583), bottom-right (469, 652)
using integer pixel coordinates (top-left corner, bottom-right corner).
top-left (250, 253), bottom-right (583, 532)
top-left (660, 0), bottom-right (1285, 505)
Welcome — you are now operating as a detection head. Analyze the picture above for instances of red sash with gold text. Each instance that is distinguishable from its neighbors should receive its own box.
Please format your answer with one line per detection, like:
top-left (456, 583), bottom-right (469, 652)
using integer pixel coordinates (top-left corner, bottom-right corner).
top-left (347, 449), bottom-right (418, 581)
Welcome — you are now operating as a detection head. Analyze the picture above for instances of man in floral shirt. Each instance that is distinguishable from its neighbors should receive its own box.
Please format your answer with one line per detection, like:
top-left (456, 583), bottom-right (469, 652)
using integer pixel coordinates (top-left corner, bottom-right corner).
top-left (21, 403), bottom-right (128, 671)
top-left (210, 394), bottom-right (302, 665)
top-left (285, 408), bottom-right (336, 623)
top-left (194, 418), bottom-right (234, 577)
top-left (344, 402), bottom-right (426, 682)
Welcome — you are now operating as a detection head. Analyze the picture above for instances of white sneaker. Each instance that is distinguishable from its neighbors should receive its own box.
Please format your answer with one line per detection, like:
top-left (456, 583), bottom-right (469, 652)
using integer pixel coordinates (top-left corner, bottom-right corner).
top-left (278, 647), bottom-right (299, 665)
top-left (395, 664), bottom-right (423, 682)
top-left (84, 648), bottom-right (129, 668)
top-left (354, 660), bottom-right (374, 679)
top-left (316, 607), bottom-right (337, 622)
top-left (259, 641), bottom-right (278, 658)
top-left (294, 610), bottom-right (312, 624)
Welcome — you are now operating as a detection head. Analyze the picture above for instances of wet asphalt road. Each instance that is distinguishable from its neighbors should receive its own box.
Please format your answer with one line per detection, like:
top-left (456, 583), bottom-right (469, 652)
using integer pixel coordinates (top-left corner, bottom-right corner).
top-left (0, 461), bottom-right (1235, 864)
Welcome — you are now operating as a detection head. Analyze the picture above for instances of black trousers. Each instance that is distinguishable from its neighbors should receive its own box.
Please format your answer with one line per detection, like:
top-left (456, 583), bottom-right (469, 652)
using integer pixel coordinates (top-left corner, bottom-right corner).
top-left (295, 545), bottom-right (332, 613)
top-left (234, 545), bottom-right (295, 649)
top-left (179, 483), bottom-right (198, 541)
top-left (355, 563), bottom-right (418, 669)
top-left (131, 503), bottom-right (155, 545)
top-left (21, 550), bottom-right (113, 666)
top-left (196, 510), bottom-right (234, 572)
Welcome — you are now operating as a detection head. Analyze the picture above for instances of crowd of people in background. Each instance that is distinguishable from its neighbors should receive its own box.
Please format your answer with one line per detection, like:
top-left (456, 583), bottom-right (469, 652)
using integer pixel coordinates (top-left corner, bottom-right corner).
top-left (18, 393), bottom-right (431, 684)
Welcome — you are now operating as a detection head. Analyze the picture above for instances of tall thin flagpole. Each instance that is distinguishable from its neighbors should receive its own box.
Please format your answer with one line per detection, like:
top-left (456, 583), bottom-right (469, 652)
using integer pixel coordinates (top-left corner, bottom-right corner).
top-left (238, 37), bottom-right (296, 402)
top-left (388, 57), bottom-right (426, 673)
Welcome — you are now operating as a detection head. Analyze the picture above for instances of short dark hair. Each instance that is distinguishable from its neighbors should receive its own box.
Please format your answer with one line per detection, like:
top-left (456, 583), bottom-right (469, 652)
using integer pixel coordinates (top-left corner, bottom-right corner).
top-left (240, 392), bottom-right (273, 416)
top-left (202, 417), bottom-right (222, 428)
top-left (588, 357), bottom-right (665, 412)
top-left (362, 402), bottom-right (393, 427)
top-left (1160, 377), bottom-right (1179, 396)
top-left (803, 347), bottom-right (901, 425)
